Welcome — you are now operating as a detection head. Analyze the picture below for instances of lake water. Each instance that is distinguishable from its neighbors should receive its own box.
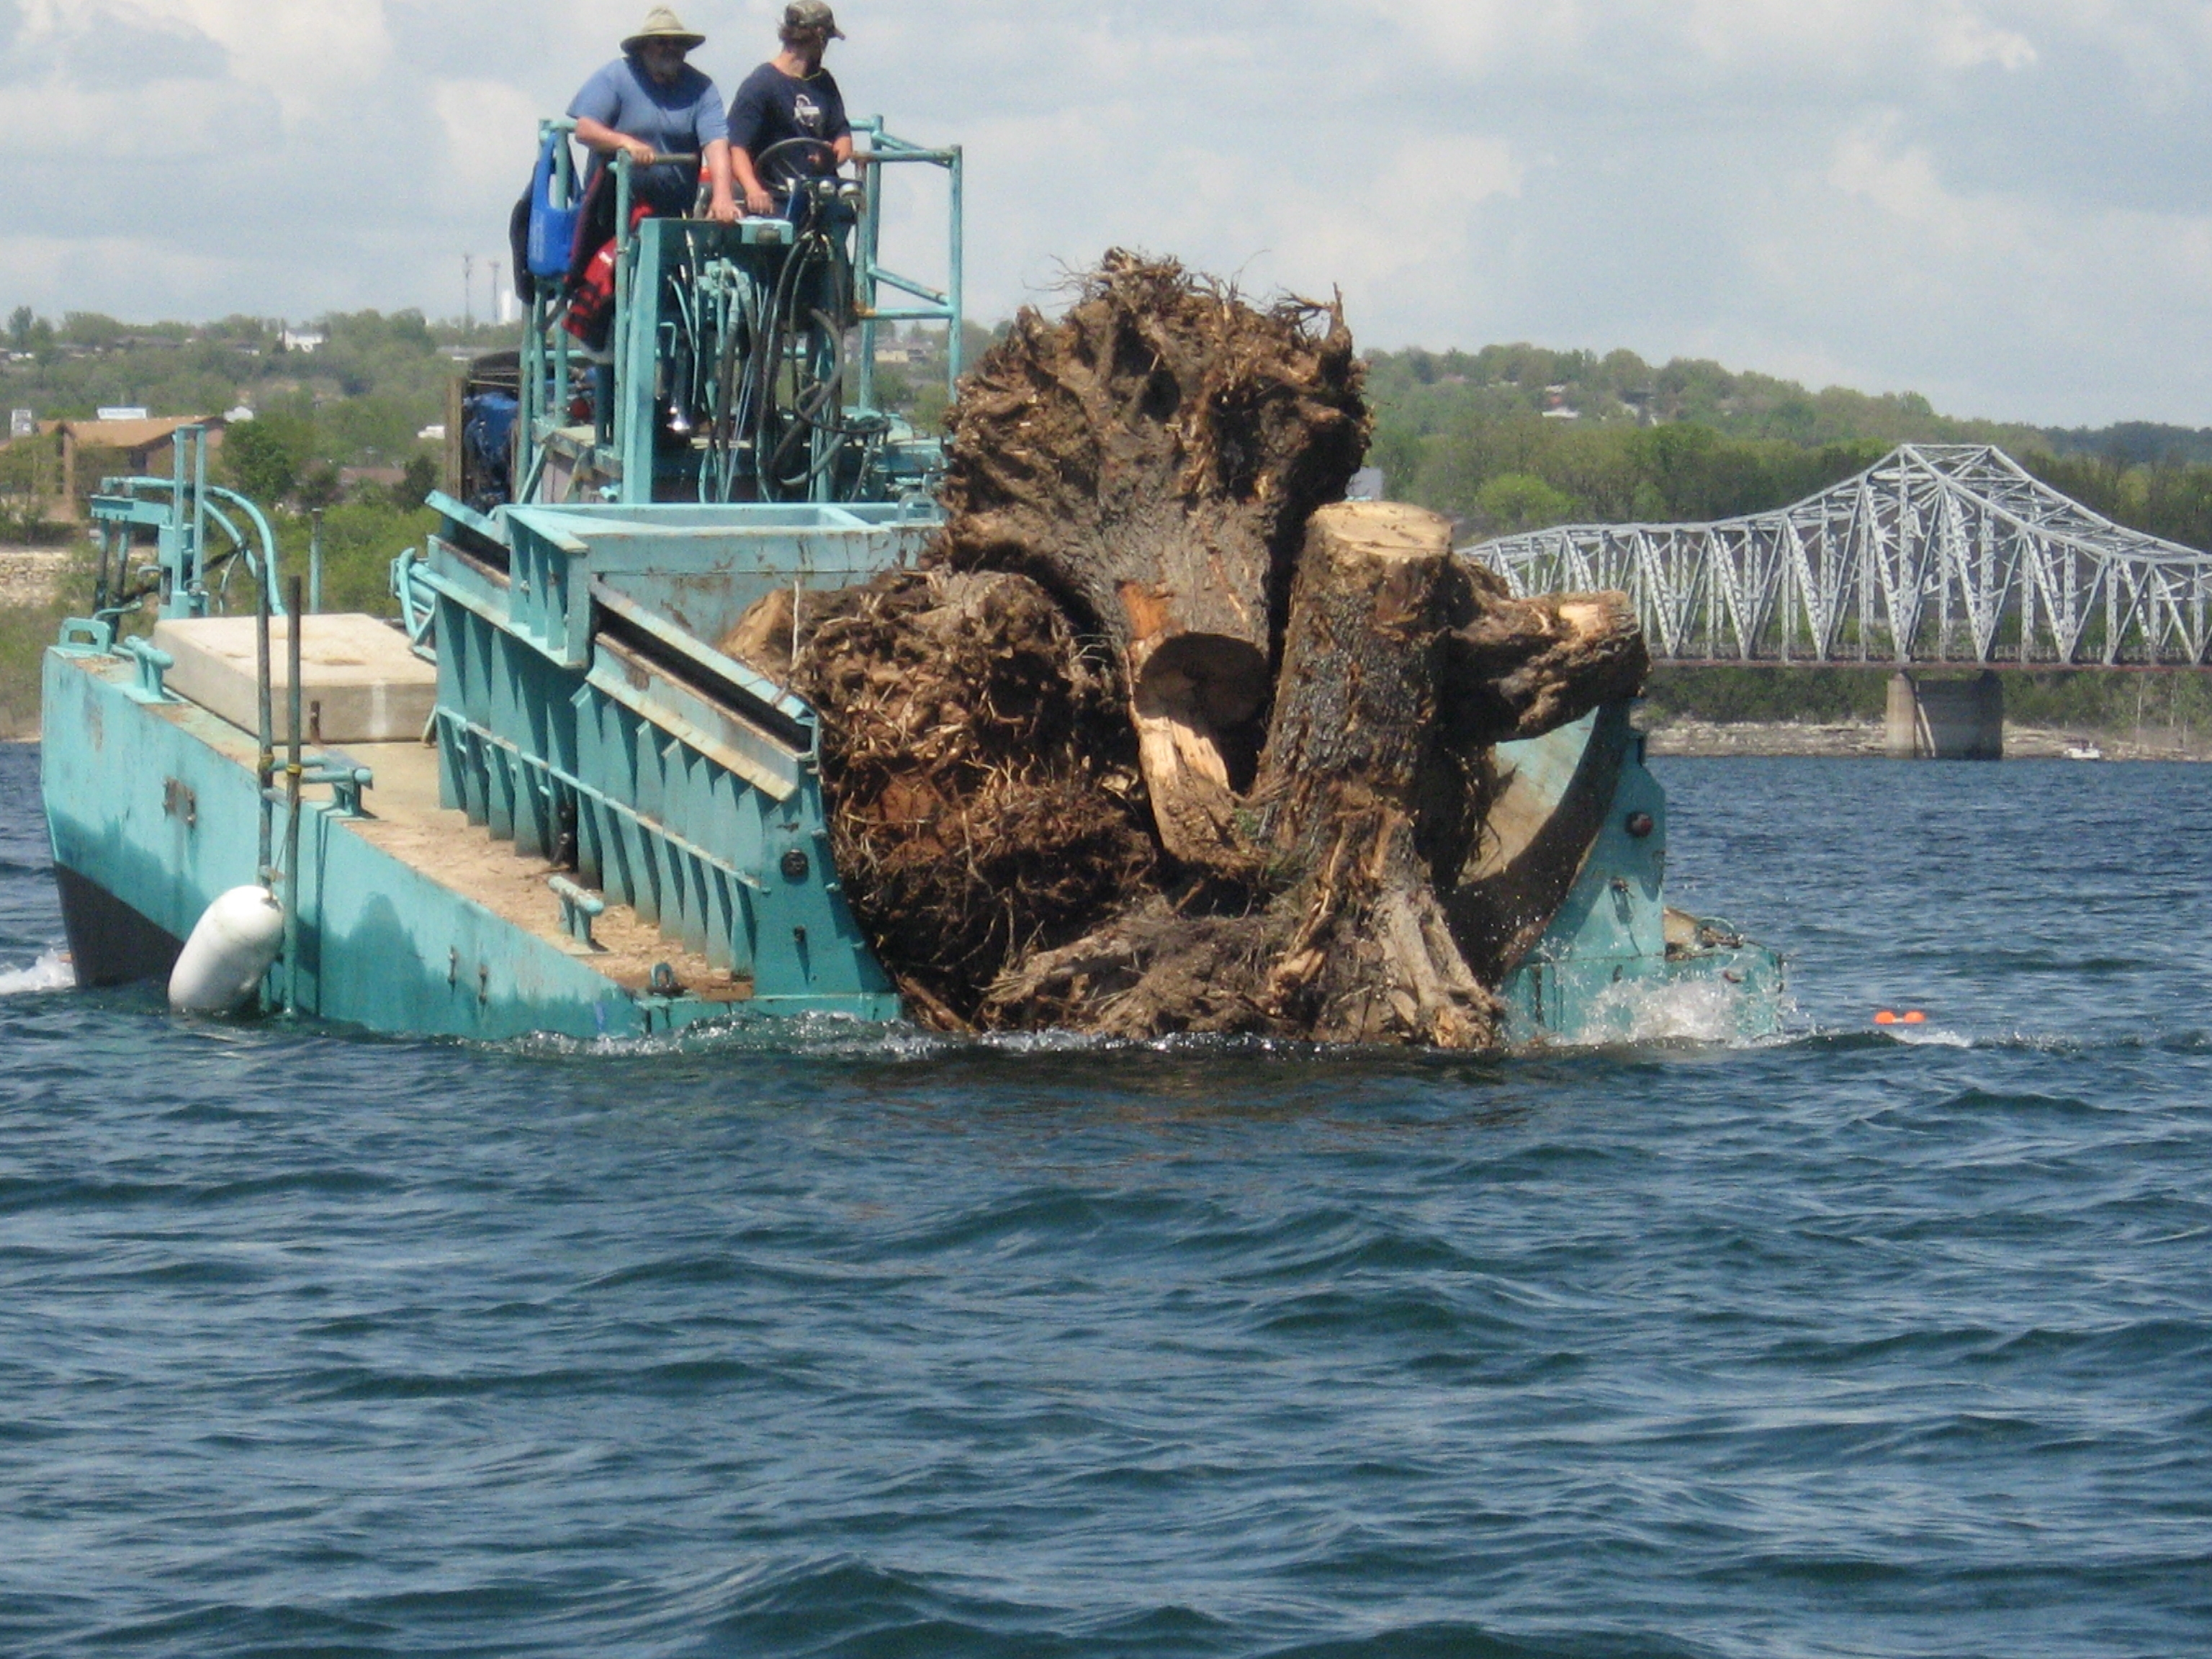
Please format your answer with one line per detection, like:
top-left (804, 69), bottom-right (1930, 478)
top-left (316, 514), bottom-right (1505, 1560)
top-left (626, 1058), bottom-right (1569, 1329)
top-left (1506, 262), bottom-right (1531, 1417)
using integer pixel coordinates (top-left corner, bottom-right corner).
top-left (2, 740), bottom-right (2207, 1658)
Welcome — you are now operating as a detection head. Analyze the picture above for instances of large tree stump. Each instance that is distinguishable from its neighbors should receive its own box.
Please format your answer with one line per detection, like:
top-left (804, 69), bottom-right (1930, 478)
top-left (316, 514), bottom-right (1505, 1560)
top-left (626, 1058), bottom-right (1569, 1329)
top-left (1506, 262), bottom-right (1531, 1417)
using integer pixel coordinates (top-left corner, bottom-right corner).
top-left (984, 503), bottom-right (1500, 1048)
top-left (729, 255), bottom-right (1663, 1048)
top-left (940, 252), bottom-right (1368, 871)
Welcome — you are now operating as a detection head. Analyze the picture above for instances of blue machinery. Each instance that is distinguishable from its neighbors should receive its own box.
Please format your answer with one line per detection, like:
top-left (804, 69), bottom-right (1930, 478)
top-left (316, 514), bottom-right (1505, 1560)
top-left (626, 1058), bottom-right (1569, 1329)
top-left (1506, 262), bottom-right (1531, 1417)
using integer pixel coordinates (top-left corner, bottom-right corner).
top-left (41, 117), bottom-right (1779, 1045)
top-left (403, 494), bottom-right (933, 1028)
top-left (82, 424), bottom-right (282, 624)
top-left (514, 119), bottom-right (961, 509)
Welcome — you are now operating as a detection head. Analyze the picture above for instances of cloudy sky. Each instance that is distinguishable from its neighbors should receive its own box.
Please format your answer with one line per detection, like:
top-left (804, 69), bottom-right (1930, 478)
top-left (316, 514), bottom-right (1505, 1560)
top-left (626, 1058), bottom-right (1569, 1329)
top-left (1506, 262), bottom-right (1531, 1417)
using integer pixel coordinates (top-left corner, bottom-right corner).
top-left (4, 0), bottom-right (2212, 426)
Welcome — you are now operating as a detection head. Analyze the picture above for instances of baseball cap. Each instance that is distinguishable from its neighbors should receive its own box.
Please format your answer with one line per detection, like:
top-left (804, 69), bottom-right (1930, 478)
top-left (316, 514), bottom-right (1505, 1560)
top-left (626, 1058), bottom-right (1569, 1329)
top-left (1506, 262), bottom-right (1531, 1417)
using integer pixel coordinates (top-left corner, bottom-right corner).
top-left (783, 1), bottom-right (845, 39)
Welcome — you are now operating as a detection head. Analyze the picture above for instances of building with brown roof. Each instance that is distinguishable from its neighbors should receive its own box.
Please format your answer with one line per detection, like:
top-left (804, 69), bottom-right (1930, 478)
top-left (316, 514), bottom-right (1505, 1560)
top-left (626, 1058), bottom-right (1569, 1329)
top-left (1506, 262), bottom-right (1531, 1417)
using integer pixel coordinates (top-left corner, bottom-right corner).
top-left (56, 416), bottom-right (227, 520)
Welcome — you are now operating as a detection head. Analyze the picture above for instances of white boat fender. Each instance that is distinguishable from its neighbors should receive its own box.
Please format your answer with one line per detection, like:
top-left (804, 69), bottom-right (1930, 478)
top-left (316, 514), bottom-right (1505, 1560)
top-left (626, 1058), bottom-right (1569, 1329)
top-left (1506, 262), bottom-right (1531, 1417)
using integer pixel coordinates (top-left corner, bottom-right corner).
top-left (168, 886), bottom-right (285, 1014)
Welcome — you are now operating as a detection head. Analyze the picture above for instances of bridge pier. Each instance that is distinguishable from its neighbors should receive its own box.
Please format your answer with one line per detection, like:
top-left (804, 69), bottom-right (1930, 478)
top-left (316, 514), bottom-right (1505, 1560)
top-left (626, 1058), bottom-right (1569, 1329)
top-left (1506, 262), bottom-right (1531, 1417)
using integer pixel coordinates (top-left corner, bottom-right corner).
top-left (1886, 671), bottom-right (2004, 760)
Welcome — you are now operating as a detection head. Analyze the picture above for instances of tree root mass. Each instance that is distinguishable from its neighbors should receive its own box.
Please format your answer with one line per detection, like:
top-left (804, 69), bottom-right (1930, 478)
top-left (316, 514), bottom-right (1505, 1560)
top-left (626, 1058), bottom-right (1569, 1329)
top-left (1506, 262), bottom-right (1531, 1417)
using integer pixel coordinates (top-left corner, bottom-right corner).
top-left (726, 253), bottom-right (1650, 1048)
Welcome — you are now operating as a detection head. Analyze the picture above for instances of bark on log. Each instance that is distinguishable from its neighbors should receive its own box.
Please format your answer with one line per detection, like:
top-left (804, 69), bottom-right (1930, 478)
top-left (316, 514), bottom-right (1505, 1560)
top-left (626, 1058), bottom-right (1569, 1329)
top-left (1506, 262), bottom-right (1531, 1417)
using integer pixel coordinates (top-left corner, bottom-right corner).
top-left (939, 251), bottom-right (1367, 871)
top-left (1440, 567), bottom-right (1649, 745)
top-left (1250, 502), bottom-right (1498, 1046)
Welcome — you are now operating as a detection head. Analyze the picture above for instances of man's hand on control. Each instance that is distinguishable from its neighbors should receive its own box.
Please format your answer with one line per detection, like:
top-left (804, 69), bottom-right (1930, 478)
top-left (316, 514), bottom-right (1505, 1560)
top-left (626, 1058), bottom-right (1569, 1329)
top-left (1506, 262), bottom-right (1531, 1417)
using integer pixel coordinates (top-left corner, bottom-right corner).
top-left (620, 136), bottom-right (657, 166)
top-left (742, 182), bottom-right (775, 217)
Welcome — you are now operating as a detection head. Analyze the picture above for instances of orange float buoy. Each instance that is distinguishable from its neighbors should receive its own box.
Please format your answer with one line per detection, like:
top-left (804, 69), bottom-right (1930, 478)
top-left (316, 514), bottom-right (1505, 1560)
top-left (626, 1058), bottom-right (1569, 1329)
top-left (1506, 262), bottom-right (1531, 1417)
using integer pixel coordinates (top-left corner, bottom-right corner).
top-left (1902, 1010), bottom-right (1928, 1024)
top-left (1874, 1010), bottom-right (1899, 1025)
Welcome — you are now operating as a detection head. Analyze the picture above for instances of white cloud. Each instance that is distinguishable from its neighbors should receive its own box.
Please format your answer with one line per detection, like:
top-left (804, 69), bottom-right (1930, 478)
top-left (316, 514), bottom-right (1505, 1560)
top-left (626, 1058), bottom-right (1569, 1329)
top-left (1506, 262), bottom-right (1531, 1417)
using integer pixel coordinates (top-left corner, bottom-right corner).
top-left (3, 1), bottom-right (2212, 423)
top-left (1932, 12), bottom-right (2038, 72)
top-left (1828, 120), bottom-right (1961, 232)
top-left (0, 228), bottom-right (243, 313)
top-left (1347, 0), bottom-right (1587, 73)
top-left (8, 75), bottom-right (242, 158)
top-left (1674, 0), bottom-right (2038, 76)
top-left (16, 0), bottom-right (391, 120)
top-left (433, 78), bottom-right (544, 210)
top-left (168, 0), bottom-right (390, 102)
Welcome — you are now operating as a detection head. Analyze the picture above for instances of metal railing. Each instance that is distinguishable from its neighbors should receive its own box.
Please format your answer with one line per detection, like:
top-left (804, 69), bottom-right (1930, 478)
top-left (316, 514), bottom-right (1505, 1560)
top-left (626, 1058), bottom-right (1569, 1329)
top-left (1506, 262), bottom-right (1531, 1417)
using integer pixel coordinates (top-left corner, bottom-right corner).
top-left (1469, 444), bottom-right (2212, 667)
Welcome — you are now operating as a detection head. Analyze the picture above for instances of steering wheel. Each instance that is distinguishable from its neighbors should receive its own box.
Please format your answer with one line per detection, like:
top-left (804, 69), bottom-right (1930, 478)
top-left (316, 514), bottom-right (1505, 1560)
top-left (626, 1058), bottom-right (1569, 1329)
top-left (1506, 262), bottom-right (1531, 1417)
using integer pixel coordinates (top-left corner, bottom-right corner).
top-left (750, 135), bottom-right (837, 192)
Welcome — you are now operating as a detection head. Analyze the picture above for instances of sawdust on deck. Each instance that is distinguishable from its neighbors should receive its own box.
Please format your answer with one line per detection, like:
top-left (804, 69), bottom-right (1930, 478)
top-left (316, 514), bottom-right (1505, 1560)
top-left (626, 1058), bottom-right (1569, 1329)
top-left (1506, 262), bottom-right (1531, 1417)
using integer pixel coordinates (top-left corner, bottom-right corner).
top-left (342, 739), bottom-right (752, 1001)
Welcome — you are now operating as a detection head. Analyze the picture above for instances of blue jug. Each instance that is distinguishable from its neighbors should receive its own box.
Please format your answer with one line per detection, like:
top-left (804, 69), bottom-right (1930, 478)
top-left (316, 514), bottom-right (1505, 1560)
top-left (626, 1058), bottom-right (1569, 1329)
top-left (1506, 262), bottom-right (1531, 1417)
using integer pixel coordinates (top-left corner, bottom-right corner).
top-left (526, 135), bottom-right (580, 279)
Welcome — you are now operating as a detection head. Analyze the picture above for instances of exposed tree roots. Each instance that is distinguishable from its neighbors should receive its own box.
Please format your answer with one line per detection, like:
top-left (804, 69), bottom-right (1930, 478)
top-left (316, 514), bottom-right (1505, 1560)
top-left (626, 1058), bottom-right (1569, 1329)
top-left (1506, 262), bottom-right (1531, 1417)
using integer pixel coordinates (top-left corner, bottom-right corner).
top-left (724, 253), bottom-right (1650, 1047)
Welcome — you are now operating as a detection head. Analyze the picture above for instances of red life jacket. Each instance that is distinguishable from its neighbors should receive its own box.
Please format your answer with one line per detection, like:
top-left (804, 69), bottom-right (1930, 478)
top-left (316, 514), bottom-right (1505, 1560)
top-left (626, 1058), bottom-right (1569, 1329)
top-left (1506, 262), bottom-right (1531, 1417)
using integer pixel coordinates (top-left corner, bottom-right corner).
top-left (565, 205), bottom-right (653, 353)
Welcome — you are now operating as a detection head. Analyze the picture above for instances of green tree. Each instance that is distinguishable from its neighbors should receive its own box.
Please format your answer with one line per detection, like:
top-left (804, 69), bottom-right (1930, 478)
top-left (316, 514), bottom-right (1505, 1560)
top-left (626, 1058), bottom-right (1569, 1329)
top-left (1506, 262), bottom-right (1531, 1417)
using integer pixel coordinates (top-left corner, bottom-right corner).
top-left (1472, 472), bottom-right (1577, 534)
top-left (61, 312), bottom-right (125, 350)
top-left (297, 463), bottom-right (343, 511)
top-left (399, 454), bottom-right (438, 506)
top-left (220, 417), bottom-right (306, 505)
top-left (0, 434), bottom-right (55, 534)
top-left (910, 377), bottom-right (950, 433)
top-left (6, 306), bottom-right (32, 351)
top-left (68, 444), bottom-right (127, 519)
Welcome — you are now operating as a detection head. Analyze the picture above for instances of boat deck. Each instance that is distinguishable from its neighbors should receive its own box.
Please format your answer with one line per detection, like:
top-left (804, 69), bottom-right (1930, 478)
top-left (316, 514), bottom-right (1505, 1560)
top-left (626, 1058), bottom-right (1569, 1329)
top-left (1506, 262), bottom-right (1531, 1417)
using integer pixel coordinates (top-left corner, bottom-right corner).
top-left (331, 741), bottom-right (753, 1003)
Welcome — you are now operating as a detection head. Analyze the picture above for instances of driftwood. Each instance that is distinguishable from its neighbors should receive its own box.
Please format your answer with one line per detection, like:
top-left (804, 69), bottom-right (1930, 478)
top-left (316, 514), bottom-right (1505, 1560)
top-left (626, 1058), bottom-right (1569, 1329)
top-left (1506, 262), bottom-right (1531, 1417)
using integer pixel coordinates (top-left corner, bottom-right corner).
top-left (727, 254), bottom-right (1649, 1048)
top-left (1246, 503), bottom-right (1496, 1044)
top-left (1442, 566), bottom-right (1647, 745)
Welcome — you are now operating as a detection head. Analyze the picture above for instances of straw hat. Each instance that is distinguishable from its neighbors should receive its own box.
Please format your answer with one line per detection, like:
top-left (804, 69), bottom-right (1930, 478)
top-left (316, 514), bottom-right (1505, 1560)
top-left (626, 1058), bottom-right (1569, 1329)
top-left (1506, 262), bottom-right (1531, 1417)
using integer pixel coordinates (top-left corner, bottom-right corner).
top-left (624, 6), bottom-right (705, 53)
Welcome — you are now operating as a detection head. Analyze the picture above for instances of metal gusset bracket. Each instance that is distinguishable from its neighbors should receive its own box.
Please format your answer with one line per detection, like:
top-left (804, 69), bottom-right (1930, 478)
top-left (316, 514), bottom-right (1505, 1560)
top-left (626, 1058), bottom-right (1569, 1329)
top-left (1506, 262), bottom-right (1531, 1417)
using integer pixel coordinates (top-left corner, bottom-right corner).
top-left (549, 876), bottom-right (606, 952)
top-left (302, 764), bottom-right (375, 818)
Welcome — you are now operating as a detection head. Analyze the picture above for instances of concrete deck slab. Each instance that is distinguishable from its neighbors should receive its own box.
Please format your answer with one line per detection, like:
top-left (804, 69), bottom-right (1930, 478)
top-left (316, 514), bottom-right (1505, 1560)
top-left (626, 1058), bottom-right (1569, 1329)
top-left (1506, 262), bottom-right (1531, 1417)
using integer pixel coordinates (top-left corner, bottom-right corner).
top-left (153, 613), bottom-right (438, 744)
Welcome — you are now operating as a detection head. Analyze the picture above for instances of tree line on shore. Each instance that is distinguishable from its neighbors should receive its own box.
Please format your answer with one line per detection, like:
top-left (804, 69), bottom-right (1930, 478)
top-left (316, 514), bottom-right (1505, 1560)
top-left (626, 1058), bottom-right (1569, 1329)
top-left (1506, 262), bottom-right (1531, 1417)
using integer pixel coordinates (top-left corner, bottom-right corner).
top-left (13, 309), bottom-right (2212, 550)
top-left (1639, 664), bottom-right (2212, 744)
top-left (4, 315), bottom-right (2210, 739)
top-left (1364, 343), bottom-right (2212, 549)
top-left (1357, 344), bottom-right (2212, 738)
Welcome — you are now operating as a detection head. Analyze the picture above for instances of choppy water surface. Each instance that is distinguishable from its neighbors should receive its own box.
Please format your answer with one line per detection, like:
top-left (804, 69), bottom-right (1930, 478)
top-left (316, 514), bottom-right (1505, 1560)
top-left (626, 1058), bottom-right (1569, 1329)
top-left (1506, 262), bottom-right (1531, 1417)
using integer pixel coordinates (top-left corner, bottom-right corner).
top-left (2, 740), bottom-right (2208, 1658)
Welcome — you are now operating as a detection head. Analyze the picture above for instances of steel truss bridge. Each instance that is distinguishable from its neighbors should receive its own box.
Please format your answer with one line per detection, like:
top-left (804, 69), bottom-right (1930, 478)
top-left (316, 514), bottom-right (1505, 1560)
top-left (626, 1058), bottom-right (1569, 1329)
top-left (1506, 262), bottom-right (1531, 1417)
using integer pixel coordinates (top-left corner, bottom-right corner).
top-left (1467, 444), bottom-right (2212, 667)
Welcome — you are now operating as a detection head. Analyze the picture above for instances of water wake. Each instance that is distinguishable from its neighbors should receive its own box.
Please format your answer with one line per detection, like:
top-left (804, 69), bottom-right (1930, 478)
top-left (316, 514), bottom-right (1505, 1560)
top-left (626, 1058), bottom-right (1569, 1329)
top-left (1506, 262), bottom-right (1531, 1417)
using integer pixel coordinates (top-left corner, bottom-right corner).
top-left (0, 948), bottom-right (72, 997)
top-left (1539, 973), bottom-right (1801, 1051)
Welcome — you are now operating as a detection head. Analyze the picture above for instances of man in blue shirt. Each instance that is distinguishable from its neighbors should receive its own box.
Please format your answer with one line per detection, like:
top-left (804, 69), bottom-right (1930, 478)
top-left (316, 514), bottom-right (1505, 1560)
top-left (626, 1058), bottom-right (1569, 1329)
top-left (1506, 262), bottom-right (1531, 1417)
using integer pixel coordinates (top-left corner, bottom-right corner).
top-left (568, 7), bottom-right (737, 224)
top-left (727, 1), bottom-right (853, 217)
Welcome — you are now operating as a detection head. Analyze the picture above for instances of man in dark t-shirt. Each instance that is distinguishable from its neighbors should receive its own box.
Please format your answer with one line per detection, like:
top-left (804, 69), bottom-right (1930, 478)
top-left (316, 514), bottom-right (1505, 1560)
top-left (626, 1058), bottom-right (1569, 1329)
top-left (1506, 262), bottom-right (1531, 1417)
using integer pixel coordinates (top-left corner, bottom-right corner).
top-left (727, 0), bottom-right (853, 217)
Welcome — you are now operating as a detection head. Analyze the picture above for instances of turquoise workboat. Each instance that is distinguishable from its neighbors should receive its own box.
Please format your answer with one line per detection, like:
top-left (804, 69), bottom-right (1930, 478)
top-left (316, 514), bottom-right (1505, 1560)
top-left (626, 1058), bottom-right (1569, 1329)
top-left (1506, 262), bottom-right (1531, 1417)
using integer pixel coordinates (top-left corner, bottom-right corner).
top-left (38, 119), bottom-right (1779, 1046)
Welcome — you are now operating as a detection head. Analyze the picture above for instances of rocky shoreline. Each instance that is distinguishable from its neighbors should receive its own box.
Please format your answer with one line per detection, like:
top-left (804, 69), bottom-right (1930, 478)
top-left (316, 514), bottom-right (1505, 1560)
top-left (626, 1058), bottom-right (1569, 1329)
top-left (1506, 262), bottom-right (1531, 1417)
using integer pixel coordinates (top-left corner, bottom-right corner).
top-left (1645, 716), bottom-right (2208, 762)
top-left (0, 548), bottom-right (71, 611)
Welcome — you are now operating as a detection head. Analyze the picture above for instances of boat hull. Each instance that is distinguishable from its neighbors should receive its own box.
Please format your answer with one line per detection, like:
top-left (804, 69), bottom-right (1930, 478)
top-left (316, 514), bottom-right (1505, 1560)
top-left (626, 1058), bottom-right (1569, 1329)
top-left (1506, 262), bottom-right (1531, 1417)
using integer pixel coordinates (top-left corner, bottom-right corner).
top-left (53, 863), bottom-right (184, 988)
top-left (1493, 709), bottom-right (1786, 1045)
top-left (41, 642), bottom-right (896, 1041)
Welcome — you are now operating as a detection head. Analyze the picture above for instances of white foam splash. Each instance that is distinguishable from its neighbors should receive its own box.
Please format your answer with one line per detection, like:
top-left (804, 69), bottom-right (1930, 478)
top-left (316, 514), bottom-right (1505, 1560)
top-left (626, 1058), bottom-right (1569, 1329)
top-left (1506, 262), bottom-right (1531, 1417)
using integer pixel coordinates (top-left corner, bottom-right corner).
top-left (1549, 974), bottom-right (1784, 1049)
top-left (1876, 1023), bottom-right (1974, 1048)
top-left (0, 948), bottom-right (73, 997)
